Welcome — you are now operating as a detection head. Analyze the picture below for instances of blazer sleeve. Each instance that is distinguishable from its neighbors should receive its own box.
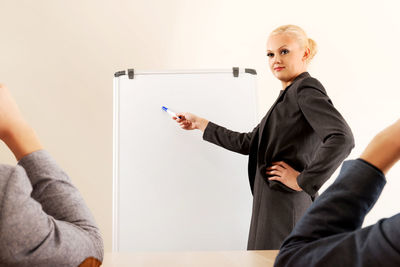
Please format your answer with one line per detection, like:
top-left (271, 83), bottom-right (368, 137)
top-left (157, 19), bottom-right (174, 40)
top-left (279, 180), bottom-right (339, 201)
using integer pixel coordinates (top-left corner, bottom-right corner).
top-left (203, 121), bottom-right (259, 155)
top-left (296, 77), bottom-right (355, 197)
top-left (275, 159), bottom-right (400, 267)
top-left (0, 150), bottom-right (103, 266)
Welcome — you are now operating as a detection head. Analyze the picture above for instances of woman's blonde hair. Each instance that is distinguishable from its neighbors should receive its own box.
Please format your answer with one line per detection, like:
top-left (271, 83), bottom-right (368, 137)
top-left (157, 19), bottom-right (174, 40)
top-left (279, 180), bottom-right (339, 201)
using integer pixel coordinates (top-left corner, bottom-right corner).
top-left (270, 25), bottom-right (317, 64)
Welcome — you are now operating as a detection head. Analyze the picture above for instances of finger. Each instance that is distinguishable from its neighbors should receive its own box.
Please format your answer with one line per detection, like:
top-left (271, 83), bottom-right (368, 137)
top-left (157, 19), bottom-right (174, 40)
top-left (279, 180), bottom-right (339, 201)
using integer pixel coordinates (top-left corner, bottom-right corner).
top-left (177, 113), bottom-right (187, 121)
top-left (266, 170), bottom-right (281, 176)
top-left (266, 165), bottom-right (280, 170)
top-left (176, 113), bottom-right (185, 120)
top-left (267, 165), bottom-right (284, 172)
top-left (268, 176), bottom-right (283, 182)
top-left (271, 161), bottom-right (287, 169)
top-left (280, 161), bottom-right (290, 168)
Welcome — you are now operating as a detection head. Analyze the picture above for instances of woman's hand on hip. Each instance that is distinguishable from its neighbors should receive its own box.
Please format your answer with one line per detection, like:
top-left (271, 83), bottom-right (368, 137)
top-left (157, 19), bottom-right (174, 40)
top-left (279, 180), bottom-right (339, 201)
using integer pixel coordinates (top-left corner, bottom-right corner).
top-left (266, 161), bottom-right (302, 191)
top-left (174, 112), bottom-right (209, 132)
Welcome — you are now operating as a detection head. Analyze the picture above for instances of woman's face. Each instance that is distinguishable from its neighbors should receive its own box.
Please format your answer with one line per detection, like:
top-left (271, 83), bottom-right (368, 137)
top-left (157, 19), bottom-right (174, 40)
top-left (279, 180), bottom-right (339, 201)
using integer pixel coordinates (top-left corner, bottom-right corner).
top-left (267, 33), bottom-right (309, 87)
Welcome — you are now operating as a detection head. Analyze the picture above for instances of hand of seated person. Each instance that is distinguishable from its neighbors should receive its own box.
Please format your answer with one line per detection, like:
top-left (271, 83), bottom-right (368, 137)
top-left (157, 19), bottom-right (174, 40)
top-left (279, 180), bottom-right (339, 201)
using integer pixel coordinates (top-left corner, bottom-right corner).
top-left (0, 84), bottom-right (42, 160)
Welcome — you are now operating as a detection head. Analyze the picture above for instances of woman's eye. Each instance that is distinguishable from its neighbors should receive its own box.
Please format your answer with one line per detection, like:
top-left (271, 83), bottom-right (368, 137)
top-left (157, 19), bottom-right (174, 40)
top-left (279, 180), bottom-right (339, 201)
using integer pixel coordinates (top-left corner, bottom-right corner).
top-left (281, 49), bottom-right (289, 55)
top-left (267, 52), bottom-right (274, 57)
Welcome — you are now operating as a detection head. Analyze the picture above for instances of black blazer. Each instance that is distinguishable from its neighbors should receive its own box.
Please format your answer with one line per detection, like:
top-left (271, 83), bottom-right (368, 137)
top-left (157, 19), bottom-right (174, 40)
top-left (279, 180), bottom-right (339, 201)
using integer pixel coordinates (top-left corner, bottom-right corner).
top-left (274, 159), bottom-right (400, 267)
top-left (203, 72), bottom-right (354, 198)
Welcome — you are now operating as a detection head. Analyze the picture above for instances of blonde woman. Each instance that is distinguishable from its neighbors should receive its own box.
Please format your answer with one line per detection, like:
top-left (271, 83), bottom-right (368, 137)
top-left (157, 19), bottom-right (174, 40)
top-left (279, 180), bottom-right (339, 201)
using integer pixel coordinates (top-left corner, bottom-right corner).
top-left (174, 25), bottom-right (354, 249)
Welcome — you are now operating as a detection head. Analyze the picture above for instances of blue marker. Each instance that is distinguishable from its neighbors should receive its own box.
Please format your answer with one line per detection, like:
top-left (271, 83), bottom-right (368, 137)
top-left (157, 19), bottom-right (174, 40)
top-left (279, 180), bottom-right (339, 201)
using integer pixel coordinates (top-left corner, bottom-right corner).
top-left (162, 106), bottom-right (181, 119)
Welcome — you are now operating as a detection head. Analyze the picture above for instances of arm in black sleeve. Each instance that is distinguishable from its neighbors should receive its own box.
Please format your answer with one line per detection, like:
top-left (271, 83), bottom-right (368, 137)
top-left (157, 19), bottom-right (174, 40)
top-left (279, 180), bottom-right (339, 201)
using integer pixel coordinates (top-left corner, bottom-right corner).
top-left (275, 159), bottom-right (400, 267)
top-left (202, 121), bottom-right (259, 155)
top-left (296, 78), bottom-right (355, 197)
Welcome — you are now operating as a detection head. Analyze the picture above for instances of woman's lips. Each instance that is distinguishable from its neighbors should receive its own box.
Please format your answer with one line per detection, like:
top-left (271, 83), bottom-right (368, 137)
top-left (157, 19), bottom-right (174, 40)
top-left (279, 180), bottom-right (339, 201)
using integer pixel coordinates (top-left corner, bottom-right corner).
top-left (274, 67), bottom-right (285, 71)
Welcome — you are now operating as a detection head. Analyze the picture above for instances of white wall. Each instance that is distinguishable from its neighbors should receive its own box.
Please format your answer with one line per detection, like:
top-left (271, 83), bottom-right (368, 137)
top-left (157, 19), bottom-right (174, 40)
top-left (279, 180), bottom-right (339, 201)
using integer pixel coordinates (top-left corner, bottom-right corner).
top-left (0, 0), bottom-right (399, 251)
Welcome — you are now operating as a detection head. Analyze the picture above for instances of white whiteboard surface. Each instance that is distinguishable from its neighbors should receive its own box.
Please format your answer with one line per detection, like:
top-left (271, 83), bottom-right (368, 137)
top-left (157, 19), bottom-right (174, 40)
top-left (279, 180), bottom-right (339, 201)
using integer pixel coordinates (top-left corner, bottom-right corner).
top-left (113, 69), bottom-right (257, 252)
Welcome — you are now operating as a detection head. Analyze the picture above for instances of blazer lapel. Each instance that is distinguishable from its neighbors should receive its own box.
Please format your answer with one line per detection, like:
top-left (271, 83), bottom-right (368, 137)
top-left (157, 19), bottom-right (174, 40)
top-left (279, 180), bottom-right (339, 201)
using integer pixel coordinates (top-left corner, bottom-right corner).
top-left (257, 72), bottom-right (310, 146)
top-left (258, 90), bottom-right (285, 146)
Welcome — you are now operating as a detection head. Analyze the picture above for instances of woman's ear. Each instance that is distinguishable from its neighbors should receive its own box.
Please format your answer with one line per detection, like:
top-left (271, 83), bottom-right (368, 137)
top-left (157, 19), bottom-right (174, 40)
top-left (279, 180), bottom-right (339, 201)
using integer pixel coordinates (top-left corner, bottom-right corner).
top-left (303, 47), bottom-right (311, 62)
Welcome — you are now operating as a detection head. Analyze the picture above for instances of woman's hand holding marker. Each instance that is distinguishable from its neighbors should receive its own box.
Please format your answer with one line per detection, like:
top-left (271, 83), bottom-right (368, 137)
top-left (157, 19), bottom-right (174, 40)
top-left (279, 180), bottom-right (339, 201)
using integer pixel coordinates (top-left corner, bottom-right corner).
top-left (174, 112), bottom-right (209, 132)
top-left (162, 106), bottom-right (209, 132)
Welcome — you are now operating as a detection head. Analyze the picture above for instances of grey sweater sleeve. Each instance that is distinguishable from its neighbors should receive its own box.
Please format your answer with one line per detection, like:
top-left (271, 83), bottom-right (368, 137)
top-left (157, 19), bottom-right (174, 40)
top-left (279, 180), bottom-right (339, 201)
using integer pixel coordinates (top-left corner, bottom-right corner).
top-left (0, 150), bottom-right (103, 267)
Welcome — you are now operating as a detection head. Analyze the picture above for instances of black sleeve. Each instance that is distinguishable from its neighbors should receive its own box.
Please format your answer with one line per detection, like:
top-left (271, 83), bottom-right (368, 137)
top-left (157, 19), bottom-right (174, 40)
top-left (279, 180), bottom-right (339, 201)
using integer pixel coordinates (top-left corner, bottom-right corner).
top-left (275, 159), bottom-right (400, 267)
top-left (296, 77), bottom-right (355, 197)
top-left (202, 121), bottom-right (259, 155)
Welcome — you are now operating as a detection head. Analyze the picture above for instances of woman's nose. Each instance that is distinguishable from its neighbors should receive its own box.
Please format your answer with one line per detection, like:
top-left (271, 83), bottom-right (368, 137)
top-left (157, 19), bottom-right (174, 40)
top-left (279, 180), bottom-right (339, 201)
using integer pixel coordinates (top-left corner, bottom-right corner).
top-left (273, 55), bottom-right (281, 64)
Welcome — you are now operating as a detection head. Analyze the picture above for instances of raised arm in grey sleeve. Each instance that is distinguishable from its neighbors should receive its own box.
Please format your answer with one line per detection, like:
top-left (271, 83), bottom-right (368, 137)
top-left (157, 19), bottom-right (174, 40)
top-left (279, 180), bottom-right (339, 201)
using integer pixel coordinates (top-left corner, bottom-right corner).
top-left (0, 150), bottom-right (103, 267)
top-left (202, 121), bottom-right (259, 155)
top-left (296, 78), bottom-right (355, 196)
top-left (275, 159), bottom-right (400, 267)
